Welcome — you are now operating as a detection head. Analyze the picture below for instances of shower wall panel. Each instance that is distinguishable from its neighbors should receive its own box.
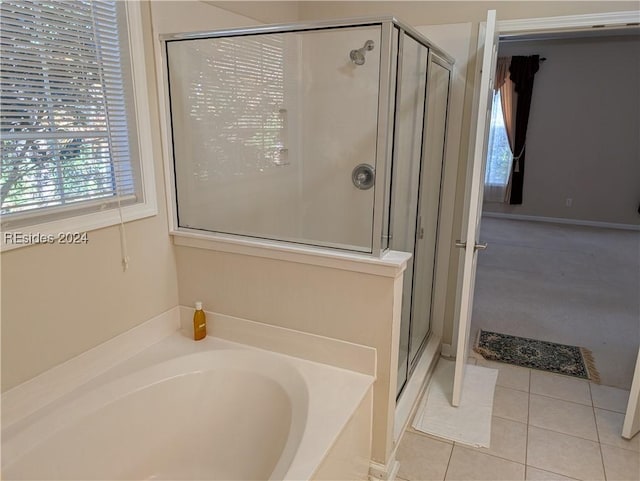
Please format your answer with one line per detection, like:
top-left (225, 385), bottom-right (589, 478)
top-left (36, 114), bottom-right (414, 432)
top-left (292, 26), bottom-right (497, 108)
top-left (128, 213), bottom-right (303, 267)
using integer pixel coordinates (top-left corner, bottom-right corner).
top-left (167, 26), bottom-right (381, 253)
top-left (298, 27), bottom-right (381, 251)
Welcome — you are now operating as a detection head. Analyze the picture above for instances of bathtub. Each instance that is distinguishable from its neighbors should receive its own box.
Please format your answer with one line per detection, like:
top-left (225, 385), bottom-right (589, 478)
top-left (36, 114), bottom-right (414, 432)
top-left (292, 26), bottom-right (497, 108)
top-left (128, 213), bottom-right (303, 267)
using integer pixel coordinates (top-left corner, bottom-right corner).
top-left (1, 335), bottom-right (374, 480)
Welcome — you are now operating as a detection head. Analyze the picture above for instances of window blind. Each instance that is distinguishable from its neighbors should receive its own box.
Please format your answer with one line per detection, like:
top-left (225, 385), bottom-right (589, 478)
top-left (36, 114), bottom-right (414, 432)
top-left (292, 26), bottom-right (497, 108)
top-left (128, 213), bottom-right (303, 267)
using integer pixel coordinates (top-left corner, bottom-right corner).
top-left (0, 0), bottom-right (136, 218)
top-left (168, 34), bottom-right (286, 178)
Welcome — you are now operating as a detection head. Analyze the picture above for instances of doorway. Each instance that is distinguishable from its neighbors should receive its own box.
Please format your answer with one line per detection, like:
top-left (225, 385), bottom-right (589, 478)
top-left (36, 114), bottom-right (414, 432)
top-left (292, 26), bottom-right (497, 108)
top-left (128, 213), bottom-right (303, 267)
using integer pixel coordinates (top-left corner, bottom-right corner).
top-left (473, 25), bottom-right (640, 390)
top-left (451, 9), bottom-right (640, 427)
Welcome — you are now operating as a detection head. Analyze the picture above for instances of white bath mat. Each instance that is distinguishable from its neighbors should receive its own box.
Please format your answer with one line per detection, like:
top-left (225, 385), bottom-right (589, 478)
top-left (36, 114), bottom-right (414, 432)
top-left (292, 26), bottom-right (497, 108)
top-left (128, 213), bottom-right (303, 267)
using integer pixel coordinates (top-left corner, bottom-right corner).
top-left (412, 359), bottom-right (498, 448)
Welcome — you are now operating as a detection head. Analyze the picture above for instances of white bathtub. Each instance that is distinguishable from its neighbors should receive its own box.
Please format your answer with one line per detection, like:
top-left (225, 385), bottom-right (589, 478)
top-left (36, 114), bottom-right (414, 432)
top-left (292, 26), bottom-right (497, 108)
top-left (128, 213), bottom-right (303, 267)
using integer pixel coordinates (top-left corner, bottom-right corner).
top-left (1, 335), bottom-right (374, 480)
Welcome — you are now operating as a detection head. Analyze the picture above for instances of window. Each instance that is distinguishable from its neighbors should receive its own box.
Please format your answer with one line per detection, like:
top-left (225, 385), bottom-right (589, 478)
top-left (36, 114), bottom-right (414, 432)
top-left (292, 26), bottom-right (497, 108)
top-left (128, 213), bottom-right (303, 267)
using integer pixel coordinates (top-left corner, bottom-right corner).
top-left (0, 0), bottom-right (155, 249)
top-left (484, 91), bottom-right (512, 202)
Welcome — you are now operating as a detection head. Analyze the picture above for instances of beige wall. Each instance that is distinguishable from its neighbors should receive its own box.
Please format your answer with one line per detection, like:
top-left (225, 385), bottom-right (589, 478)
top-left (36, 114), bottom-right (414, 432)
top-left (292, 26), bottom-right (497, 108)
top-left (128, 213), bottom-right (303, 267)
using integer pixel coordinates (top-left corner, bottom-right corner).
top-left (298, 1), bottom-right (637, 25)
top-left (484, 34), bottom-right (640, 225)
top-left (209, 1), bottom-right (301, 24)
top-left (0, 2), bottom-right (179, 392)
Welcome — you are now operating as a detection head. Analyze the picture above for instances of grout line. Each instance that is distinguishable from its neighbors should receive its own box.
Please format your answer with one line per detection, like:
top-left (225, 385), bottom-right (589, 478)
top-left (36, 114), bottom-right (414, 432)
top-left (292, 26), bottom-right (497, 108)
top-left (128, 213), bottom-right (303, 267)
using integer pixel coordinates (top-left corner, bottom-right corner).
top-left (525, 466), bottom-right (583, 480)
top-left (442, 441), bottom-right (455, 481)
top-left (590, 382), bottom-right (609, 481)
top-left (455, 436), bottom-right (528, 466)
top-left (527, 395), bottom-right (603, 443)
top-left (492, 413), bottom-right (529, 425)
top-left (590, 384), bottom-right (602, 444)
top-left (527, 425), bottom-right (606, 480)
top-left (528, 423), bottom-right (603, 440)
top-left (590, 405), bottom-right (628, 415)
top-left (525, 368), bottom-right (531, 468)
top-left (527, 390), bottom-right (593, 407)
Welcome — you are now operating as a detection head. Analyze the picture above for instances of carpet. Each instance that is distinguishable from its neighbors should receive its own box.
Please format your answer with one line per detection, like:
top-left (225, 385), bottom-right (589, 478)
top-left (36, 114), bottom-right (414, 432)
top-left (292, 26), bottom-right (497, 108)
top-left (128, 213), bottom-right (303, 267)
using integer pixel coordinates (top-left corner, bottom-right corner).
top-left (412, 359), bottom-right (498, 448)
top-left (474, 329), bottom-right (600, 382)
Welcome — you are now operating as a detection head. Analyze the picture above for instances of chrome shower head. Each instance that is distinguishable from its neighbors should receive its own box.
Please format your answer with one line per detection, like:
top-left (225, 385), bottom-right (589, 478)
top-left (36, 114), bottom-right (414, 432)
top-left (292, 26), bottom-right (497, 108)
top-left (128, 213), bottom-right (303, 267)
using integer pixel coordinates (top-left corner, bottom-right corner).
top-left (350, 40), bottom-right (375, 66)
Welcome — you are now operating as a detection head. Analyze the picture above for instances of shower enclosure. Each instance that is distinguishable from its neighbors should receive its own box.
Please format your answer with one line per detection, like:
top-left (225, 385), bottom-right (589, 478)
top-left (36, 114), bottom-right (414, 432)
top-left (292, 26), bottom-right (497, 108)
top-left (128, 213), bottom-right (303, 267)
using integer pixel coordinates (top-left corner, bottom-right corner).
top-left (161, 18), bottom-right (453, 397)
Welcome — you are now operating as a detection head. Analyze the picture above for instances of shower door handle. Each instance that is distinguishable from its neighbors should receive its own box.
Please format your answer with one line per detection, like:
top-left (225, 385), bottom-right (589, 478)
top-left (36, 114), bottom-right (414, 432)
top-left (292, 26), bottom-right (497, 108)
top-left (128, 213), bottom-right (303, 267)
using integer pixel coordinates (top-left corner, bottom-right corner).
top-left (352, 164), bottom-right (375, 190)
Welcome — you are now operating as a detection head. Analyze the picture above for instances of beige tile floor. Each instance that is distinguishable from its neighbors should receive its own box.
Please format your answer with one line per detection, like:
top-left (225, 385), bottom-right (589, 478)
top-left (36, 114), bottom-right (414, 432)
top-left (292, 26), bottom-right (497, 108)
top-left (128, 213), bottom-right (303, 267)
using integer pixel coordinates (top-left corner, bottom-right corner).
top-left (396, 359), bottom-right (639, 481)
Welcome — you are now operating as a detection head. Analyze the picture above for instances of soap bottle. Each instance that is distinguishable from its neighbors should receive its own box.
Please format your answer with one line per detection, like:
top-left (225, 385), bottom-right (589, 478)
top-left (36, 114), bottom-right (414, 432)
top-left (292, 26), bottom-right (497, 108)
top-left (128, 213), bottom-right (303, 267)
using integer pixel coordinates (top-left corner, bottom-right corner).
top-left (193, 301), bottom-right (207, 341)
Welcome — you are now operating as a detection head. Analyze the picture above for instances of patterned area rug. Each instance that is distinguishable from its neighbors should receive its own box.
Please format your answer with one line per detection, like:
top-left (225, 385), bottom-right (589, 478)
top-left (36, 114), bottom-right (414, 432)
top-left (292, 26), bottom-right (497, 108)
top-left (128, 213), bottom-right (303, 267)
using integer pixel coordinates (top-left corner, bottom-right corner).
top-left (474, 330), bottom-right (600, 382)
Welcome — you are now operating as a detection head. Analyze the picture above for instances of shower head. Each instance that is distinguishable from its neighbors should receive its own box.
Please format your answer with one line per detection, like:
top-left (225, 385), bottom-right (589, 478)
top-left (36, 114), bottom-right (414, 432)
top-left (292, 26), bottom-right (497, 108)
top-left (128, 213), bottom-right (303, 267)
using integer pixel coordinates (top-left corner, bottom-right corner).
top-left (350, 40), bottom-right (375, 66)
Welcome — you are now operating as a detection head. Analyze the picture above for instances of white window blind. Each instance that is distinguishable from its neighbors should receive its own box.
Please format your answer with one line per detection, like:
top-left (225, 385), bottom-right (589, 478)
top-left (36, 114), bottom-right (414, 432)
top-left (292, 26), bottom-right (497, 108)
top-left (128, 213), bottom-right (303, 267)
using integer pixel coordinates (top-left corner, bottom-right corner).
top-left (0, 0), bottom-right (137, 219)
top-left (168, 34), bottom-right (286, 180)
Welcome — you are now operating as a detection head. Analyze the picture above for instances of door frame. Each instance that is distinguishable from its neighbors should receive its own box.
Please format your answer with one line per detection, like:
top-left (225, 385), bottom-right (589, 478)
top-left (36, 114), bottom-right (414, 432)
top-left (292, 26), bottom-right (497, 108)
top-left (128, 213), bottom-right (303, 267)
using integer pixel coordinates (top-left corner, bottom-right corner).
top-left (451, 8), bottom-right (640, 355)
top-left (451, 5), bottom-right (640, 419)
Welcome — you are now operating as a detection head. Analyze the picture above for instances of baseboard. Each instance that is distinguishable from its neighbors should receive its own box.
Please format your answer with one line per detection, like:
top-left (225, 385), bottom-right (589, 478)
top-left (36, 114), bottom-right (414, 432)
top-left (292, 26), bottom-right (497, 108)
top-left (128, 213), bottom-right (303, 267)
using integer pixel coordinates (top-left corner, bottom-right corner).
top-left (440, 343), bottom-right (454, 358)
top-left (394, 335), bottom-right (441, 441)
top-left (482, 211), bottom-right (640, 231)
top-left (369, 458), bottom-right (400, 481)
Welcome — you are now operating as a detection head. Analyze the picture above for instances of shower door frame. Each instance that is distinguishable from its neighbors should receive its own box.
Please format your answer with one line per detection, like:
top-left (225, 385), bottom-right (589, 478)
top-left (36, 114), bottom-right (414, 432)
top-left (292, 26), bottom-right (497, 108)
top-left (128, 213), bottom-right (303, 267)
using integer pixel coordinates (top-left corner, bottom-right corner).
top-left (158, 17), bottom-right (454, 258)
top-left (393, 38), bottom-right (454, 398)
top-left (407, 51), bottom-right (454, 377)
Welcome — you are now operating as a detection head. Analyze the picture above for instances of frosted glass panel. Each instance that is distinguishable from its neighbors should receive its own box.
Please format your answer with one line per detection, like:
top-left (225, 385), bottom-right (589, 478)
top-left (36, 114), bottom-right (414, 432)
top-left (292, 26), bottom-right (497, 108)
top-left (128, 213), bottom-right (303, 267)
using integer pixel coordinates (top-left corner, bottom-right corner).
top-left (166, 26), bottom-right (381, 252)
top-left (409, 60), bottom-right (450, 367)
top-left (392, 35), bottom-right (429, 395)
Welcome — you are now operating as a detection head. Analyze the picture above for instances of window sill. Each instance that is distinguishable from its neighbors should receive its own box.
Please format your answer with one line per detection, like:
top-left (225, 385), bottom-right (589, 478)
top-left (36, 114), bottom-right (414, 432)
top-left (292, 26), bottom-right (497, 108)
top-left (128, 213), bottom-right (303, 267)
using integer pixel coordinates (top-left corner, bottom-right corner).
top-left (171, 228), bottom-right (411, 278)
top-left (1, 203), bottom-right (157, 252)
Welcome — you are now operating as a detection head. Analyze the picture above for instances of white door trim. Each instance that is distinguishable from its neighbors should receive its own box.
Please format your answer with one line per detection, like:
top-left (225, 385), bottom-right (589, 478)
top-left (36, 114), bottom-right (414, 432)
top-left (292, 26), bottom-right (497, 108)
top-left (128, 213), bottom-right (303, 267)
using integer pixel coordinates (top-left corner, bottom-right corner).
top-left (497, 10), bottom-right (640, 35)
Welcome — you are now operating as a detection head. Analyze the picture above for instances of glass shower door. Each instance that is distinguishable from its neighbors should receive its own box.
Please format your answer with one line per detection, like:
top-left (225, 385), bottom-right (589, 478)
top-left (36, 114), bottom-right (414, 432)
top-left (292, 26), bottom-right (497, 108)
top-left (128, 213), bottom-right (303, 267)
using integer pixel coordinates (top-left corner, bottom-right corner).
top-left (409, 56), bottom-right (451, 369)
top-left (392, 34), bottom-right (429, 396)
top-left (394, 45), bottom-right (452, 396)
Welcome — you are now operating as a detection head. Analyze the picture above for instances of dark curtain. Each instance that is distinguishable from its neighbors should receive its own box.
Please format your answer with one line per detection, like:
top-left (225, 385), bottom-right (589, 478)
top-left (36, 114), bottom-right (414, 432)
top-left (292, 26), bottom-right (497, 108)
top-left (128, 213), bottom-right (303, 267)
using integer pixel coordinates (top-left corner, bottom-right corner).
top-left (508, 55), bottom-right (540, 205)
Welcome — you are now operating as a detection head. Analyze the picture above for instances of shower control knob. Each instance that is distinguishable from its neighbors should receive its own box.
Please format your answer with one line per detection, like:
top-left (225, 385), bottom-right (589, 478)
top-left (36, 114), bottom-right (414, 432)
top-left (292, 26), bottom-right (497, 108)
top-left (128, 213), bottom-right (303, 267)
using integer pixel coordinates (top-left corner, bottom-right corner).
top-left (352, 164), bottom-right (375, 190)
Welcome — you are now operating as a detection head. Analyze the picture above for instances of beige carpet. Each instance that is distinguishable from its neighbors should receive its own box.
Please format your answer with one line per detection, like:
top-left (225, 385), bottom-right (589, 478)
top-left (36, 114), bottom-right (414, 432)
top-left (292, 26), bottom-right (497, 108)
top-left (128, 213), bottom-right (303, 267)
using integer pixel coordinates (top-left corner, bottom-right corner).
top-left (471, 217), bottom-right (640, 389)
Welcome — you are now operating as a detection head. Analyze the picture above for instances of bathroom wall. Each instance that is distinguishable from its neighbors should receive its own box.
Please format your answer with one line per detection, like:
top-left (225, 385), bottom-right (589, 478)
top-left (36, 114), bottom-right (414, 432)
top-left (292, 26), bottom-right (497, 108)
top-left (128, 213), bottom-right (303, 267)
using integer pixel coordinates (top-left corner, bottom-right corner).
top-left (0, 1), bottom-right (179, 392)
top-left (208, 1), bottom-right (302, 24)
top-left (484, 33), bottom-right (640, 226)
top-left (298, 1), bottom-right (637, 26)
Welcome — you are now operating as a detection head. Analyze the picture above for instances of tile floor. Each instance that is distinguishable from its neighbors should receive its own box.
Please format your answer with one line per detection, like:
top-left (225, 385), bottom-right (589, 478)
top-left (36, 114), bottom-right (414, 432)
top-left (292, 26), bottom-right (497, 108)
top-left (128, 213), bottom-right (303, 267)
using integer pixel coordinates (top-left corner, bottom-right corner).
top-left (396, 358), bottom-right (639, 481)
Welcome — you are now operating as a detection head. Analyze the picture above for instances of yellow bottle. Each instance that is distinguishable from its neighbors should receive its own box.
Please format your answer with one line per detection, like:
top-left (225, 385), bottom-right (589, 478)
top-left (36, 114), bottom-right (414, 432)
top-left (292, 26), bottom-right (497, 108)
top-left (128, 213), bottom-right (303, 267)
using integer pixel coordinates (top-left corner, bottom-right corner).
top-left (193, 301), bottom-right (206, 341)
